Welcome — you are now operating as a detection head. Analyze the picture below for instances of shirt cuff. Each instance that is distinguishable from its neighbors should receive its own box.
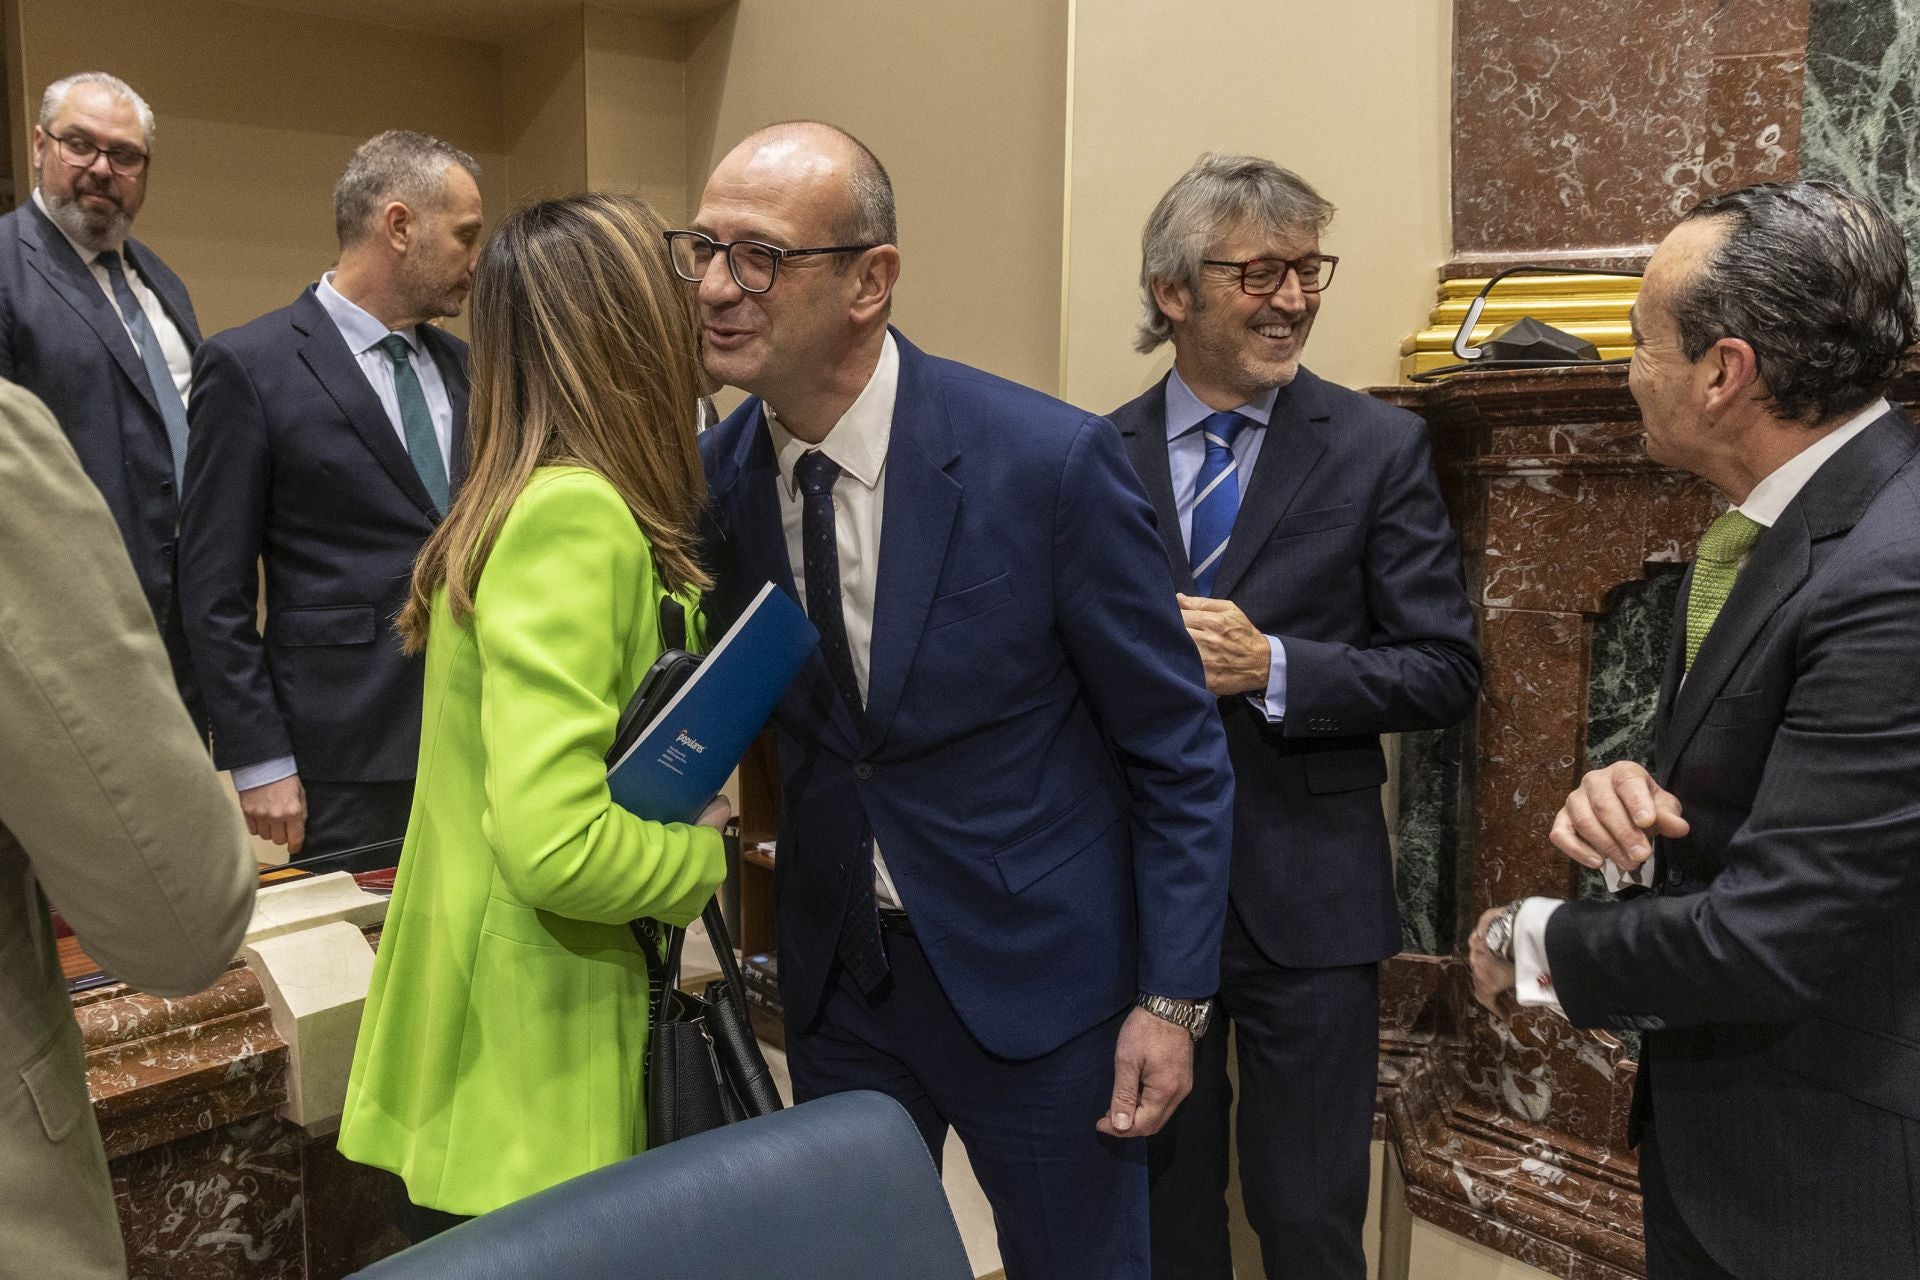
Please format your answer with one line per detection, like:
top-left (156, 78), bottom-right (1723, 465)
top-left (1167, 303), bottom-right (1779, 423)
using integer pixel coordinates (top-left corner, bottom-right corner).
top-left (1243, 634), bottom-right (1288, 723)
top-left (232, 755), bottom-right (298, 792)
top-left (1513, 897), bottom-right (1566, 1015)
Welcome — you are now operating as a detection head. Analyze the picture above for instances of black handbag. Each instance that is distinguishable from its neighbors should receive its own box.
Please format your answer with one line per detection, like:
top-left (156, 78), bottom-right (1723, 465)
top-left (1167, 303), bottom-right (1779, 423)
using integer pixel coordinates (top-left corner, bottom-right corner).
top-left (614, 597), bottom-right (784, 1148)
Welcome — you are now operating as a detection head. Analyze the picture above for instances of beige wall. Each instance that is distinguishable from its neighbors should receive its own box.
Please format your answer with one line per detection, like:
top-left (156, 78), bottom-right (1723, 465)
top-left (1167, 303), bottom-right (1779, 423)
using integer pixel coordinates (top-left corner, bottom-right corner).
top-left (684, 0), bottom-right (1070, 396)
top-left (583, 9), bottom-right (688, 220)
top-left (502, 7), bottom-right (588, 205)
top-left (8, 0), bottom-right (506, 340)
top-left (1060, 0), bottom-right (1452, 410)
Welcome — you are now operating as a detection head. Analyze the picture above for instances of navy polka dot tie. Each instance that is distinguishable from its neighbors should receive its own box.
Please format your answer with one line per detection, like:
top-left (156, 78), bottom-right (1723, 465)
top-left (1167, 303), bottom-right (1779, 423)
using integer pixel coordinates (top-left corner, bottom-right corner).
top-left (794, 450), bottom-right (888, 992)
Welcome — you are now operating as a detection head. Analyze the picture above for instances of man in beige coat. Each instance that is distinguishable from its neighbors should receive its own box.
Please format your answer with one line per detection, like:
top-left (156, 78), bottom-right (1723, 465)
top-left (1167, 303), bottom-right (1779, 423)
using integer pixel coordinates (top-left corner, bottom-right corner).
top-left (0, 381), bottom-right (254, 1278)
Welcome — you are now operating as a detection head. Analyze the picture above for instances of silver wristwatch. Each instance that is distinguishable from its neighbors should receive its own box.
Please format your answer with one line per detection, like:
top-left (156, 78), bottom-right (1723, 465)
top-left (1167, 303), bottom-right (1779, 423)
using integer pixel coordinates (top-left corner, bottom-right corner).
top-left (1136, 993), bottom-right (1213, 1040)
top-left (1483, 899), bottom-right (1524, 964)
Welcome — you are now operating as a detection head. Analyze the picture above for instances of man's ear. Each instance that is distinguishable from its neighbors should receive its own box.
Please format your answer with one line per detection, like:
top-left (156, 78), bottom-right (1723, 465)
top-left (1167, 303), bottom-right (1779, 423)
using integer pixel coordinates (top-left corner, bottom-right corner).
top-left (1701, 335), bottom-right (1761, 415)
top-left (1151, 277), bottom-right (1193, 326)
top-left (382, 200), bottom-right (414, 254)
top-left (849, 245), bottom-right (901, 325)
top-left (29, 125), bottom-right (46, 168)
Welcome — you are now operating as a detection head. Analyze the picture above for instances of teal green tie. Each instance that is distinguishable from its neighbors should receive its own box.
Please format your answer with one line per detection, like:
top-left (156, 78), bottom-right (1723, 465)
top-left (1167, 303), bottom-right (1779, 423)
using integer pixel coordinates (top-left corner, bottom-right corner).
top-left (377, 334), bottom-right (450, 514)
top-left (1684, 508), bottom-right (1764, 670)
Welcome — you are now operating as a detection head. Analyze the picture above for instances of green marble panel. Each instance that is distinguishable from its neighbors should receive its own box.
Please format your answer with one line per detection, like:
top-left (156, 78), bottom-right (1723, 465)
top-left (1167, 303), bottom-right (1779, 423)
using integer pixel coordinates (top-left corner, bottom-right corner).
top-left (1803, 0), bottom-right (1920, 278)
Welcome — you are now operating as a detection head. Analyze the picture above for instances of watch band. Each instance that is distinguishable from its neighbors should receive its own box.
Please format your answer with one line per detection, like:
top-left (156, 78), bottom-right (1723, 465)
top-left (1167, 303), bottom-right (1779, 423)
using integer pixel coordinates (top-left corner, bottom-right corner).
top-left (1486, 898), bottom-right (1524, 964)
top-left (1136, 992), bottom-right (1212, 1040)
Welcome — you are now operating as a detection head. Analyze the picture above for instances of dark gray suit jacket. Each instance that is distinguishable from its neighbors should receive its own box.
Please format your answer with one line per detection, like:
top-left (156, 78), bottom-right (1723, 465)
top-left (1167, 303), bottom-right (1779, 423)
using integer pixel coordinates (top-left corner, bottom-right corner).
top-left (0, 199), bottom-right (200, 635)
top-left (1548, 408), bottom-right (1920, 1279)
top-left (1111, 369), bottom-right (1480, 968)
top-left (179, 286), bottom-right (468, 784)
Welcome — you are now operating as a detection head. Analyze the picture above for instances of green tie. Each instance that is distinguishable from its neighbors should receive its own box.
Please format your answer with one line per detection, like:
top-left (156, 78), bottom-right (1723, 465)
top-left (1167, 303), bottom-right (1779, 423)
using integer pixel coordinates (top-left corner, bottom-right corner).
top-left (1684, 508), bottom-right (1765, 670)
top-left (377, 334), bottom-right (451, 514)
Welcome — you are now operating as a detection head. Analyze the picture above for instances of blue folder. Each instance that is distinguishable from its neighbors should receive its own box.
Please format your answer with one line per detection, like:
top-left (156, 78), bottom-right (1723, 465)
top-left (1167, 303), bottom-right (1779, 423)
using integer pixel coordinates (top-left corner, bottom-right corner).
top-left (607, 582), bottom-right (818, 823)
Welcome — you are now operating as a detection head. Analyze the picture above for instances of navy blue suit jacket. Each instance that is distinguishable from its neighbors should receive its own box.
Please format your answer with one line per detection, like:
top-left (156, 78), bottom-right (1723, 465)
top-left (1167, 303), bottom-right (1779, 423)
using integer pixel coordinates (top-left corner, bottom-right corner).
top-left (1111, 370), bottom-right (1480, 968)
top-left (178, 287), bottom-right (468, 784)
top-left (1547, 409), bottom-right (1920, 1280)
top-left (701, 332), bottom-right (1235, 1060)
top-left (0, 200), bottom-right (200, 635)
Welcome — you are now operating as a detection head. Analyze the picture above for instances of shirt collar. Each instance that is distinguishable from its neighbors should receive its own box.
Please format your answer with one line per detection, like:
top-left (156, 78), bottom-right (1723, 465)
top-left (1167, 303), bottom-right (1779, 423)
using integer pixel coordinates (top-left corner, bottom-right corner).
top-left (1737, 397), bottom-right (1889, 528)
top-left (316, 271), bottom-right (423, 359)
top-left (1164, 365), bottom-right (1280, 442)
top-left (770, 330), bottom-right (899, 495)
top-left (32, 186), bottom-right (125, 261)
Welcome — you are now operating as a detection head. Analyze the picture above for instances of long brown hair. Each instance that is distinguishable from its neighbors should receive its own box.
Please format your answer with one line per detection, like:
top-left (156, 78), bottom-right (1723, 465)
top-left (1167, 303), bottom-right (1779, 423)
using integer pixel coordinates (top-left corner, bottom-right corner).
top-left (398, 192), bottom-right (710, 652)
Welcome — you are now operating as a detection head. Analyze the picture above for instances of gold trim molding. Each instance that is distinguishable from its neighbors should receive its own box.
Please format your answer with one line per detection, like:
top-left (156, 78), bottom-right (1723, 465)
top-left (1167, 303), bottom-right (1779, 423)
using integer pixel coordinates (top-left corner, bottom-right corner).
top-left (1399, 273), bottom-right (1640, 380)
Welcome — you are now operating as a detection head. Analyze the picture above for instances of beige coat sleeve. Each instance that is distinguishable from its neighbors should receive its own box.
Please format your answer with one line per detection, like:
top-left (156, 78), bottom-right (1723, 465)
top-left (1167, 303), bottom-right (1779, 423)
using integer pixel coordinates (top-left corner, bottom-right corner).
top-left (0, 381), bottom-right (253, 996)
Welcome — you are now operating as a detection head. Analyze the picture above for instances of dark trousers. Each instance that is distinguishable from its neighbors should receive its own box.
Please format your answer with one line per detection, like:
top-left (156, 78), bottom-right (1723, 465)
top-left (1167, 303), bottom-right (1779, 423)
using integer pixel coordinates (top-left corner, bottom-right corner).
top-left (785, 924), bottom-right (1148, 1280)
top-left (1639, 1123), bottom-right (1743, 1279)
top-left (299, 778), bottom-right (414, 865)
top-left (1149, 904), bottom-right (1379, 1280)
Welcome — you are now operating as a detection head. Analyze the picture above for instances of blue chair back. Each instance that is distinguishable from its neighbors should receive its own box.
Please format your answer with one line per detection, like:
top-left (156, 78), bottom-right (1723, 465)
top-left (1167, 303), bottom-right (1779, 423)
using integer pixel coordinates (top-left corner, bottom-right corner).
top-left (351, 1091), bottom-right (972, 1279)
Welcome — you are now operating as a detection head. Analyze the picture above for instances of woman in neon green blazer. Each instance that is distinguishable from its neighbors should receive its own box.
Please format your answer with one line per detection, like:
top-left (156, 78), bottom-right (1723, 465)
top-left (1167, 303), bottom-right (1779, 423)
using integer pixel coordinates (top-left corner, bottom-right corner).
top-left (338, 193), bottom-right (728, 1224)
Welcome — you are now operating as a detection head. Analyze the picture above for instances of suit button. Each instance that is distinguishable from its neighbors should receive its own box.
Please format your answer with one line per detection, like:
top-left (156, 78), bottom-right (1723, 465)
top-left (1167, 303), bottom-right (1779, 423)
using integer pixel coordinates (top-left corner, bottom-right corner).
top-left (159, 479), bottom-right (173, 495)
top-left (160, 542), bottom-right (174, 559)
top-left (853, 763), bottom-right (872, 780)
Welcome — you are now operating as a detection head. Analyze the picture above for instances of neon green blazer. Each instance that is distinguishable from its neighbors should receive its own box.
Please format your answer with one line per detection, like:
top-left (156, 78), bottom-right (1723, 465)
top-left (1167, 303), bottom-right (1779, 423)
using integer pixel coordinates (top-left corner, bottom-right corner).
top-left (338, 466), bottom-right (726, 1216)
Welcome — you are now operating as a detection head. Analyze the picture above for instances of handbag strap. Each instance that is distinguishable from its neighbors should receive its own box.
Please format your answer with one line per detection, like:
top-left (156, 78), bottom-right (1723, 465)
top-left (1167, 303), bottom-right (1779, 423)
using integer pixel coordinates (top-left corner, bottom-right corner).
top-left (660, 595), bottom-right (688, 654)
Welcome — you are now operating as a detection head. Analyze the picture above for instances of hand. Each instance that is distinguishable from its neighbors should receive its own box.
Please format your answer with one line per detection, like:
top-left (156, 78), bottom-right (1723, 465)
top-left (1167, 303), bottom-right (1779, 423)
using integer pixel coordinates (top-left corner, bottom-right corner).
top-left (1176, 594), bottom-right (1270, 697)
top-left (1469, 904), bottom-right (1519, 1019)
top-left (1549, 761), bottom-right (1690, 874)
top-left (1097, 1006), bottom-right (1194, 1138)
top-left (694, 794), bottom-right (732, 832)
top-left (238, 774), bottom-right (306, 854)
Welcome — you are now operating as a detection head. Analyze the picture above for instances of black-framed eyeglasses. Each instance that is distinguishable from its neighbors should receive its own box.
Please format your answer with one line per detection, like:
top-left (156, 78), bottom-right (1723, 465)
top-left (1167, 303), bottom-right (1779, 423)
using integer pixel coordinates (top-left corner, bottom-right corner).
top-left (665, 230), bottom-right (879, 295)
top-left (1201, 254), bottom-right (1338, 296)
top-left (51, 132), bottom-right (148, 177)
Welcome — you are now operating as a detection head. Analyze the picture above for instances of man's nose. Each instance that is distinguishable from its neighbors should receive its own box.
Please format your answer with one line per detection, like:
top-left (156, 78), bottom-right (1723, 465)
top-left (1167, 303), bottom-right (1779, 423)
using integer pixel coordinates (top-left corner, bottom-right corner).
top-left (1267, 269), bottom-right (1308, 313)
top-left (698, 250), bottom-right (743, 305)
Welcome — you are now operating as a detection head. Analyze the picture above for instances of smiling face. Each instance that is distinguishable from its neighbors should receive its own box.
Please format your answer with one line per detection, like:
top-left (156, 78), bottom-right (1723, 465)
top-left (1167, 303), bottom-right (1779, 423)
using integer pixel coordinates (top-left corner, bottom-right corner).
top-left (33, 82), bottom-right (149, 251)
top-left (688, 132), bottom-right (875, 404)
top-left (1158, 219), bottom-right (1322, 409)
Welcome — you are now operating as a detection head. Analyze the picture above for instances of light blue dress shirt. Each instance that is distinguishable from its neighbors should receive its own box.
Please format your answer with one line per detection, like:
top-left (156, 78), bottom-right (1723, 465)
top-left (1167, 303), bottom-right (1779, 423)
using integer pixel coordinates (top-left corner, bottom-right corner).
top-left (232, 276), bottom-right (457, 793)
top-left (1164, 367), bottom-right (1289, 722)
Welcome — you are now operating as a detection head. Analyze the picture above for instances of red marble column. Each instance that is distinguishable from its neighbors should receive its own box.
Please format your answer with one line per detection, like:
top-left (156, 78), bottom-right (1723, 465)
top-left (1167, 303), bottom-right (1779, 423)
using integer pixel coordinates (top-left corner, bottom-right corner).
top-left (1450, 0), bottom-right (1810, 275)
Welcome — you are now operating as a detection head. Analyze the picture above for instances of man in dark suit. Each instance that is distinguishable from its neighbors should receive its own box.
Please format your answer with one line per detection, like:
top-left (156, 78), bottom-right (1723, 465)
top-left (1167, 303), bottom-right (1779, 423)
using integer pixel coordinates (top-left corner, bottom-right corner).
top-left (1471, 180), bottom-right (1920, 1279)
top-left (179, 131), bottom-right (483, 862)
top-left (1113, 154), bottom-right (1481, 1279)
top-left (0, 72), bottom-right (204, 726)
top-left (687, 122), bottom-right (1234, 1280)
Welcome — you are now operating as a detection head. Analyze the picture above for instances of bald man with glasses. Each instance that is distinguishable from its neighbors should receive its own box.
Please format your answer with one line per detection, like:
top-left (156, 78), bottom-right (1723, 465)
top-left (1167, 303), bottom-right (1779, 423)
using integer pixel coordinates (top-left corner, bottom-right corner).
top-left (0, 71), bottom-right (205, 730)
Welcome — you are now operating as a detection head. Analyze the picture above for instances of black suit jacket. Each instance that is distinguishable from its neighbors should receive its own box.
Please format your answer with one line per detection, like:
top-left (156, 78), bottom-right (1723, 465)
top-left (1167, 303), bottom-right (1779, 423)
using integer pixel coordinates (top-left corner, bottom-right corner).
top-left (178, 286), bottom-right (468, 784)
top-left (1111, 369), bottom-right (1480, 968)
top-left (0, 200), bottom-right (200, 632)
top-left (1548, 409), bottom-right (1920, 1280)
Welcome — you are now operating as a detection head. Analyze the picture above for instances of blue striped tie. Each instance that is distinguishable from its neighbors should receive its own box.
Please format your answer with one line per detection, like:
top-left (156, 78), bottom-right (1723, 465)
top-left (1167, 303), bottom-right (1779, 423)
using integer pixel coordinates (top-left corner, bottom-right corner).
top-left (1189, 410), bottom-right (1248, 595)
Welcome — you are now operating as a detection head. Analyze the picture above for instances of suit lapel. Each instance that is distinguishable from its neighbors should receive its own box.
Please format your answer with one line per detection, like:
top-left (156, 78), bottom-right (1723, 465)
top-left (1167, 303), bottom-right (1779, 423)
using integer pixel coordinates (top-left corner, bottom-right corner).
top-left (724, 401), bottom-right (864, 756)
top-left (1211, 371), bottom-right (1330, 599)
top-left (1658, 509), bottom-right (1810, 775)
top-left (1112, 378), bottom-right (1195, 591)
top-left (292, 287), bottom-right (441, 521)
top-left (1656, 409), bottom-right (1920, 777)
top-left (19, 203), bottom-right (161, 420)
top-left (125, 238), bottom-right (200, 348)
top-left (864, 336), bottom-right (962, 748)
top-left (425, 329), bottom-right (471, 496)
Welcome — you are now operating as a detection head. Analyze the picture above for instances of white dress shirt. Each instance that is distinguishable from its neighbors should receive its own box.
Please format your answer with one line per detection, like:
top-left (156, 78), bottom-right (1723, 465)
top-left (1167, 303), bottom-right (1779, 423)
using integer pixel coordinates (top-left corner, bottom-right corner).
top-left (768, 331), bottom-right (907, 907)
top-left (1515, 396), bottom-right (1892, 1013)
top-left (231, 274), bottom-right (459, 793)
top-left (33, 187), bottom-right (192, 406)
top-left (1163, 367), bottom-right (1289, 720)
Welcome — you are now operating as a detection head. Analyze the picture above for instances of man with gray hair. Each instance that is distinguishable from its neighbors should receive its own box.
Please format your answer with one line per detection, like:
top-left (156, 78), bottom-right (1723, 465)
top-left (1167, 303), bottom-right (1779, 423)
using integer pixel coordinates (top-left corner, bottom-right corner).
top-left (180, 130), bottom-right (483, 862)
top-left (1108, 153), bottom-right (1478, 1279)
top-left (0, 71), bottom-right (206, 728)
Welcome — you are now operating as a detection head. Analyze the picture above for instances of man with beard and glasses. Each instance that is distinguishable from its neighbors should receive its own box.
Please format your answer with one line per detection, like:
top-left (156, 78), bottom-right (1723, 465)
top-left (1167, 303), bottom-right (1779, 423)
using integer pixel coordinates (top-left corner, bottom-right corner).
top-left (178, 131), bottom-right (483, 863)
top-left (0, 72), bottom-right (206, 730)
top-left (1111, 154), bottom-right (1479, 1280)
